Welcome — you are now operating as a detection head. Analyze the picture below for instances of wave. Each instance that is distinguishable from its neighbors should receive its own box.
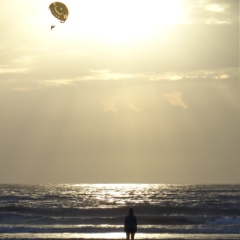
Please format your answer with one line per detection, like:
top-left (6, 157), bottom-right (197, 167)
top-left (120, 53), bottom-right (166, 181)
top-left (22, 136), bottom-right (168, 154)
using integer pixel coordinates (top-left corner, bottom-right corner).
top-left (1, 211), bottom-right (240, 230)
top-left (1, 205), bottom-right (239, 219)
top-left (1, 221), bottom-right (240, 235)
top-left (207, 216), bottom-right (240, 225)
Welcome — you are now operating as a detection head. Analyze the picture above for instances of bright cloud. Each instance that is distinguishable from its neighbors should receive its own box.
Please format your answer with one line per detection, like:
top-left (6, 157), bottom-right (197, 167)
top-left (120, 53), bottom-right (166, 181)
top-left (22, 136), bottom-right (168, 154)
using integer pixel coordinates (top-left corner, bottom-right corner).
top-left (163, 91), bottom-right (188, 109)
top-left (206, 4), bottom-right (228, 13)
top-left (0, 66), bottom-right (29, 73)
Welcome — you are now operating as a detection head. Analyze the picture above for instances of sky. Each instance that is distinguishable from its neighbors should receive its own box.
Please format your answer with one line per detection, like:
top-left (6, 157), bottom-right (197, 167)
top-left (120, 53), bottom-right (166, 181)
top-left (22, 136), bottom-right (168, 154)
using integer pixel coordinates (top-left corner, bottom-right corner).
top-left (0, 0), bottom-right (239, 184)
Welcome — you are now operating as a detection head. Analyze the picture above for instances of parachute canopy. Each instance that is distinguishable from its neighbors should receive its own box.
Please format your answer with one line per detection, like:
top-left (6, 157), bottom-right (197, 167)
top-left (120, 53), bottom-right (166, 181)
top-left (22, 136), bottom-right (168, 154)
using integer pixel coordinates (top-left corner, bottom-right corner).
top-left (49, 2), bottom-right (69, 23)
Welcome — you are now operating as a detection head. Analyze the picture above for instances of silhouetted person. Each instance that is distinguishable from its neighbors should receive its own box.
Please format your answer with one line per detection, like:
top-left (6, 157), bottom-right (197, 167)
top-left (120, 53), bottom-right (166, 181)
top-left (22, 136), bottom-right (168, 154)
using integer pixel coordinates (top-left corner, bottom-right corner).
top-left (124, 208), bottom-right (137, 240)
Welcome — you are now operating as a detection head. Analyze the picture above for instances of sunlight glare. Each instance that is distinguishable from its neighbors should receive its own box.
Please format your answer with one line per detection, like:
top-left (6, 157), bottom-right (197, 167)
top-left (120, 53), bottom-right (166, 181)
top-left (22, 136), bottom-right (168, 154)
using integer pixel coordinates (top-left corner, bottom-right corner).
top-left (62, 0), bottom-right (184, 43)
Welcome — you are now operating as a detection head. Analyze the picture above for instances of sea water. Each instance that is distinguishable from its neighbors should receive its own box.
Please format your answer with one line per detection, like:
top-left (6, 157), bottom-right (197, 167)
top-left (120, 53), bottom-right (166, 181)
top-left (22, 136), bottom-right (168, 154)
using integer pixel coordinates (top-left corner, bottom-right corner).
top-left (0, 184), bottom-right (239, 239)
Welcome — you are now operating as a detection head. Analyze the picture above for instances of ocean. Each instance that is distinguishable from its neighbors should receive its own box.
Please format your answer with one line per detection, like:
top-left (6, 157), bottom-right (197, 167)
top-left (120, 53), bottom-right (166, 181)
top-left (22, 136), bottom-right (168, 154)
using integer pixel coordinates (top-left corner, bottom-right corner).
top-left (0, 184), bottom-right (239, 240)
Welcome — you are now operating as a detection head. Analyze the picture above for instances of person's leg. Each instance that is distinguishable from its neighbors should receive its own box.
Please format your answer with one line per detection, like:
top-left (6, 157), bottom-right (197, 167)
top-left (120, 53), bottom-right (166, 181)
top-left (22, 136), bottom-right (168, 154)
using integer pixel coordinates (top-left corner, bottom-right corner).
top-left (126, 232), bottom-right (130, 240)
top-left (130, 232), bottom-right (135, 240)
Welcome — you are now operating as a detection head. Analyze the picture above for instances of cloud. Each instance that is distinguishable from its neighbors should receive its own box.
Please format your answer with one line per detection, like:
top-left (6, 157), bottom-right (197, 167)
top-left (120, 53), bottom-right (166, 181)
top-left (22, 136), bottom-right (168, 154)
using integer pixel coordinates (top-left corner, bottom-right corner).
top-left (183, 0), bottom-right (239, 25)
top-left (163, 91), bottom-right (188, 109)
top-left (1, 67), bottom-right (237, 93)
top-left (102, 97), bottom-right (143, 113)
top-left (79, 70), bottom-right (135, 81)
top-left (40, 79), bottom-right (77, 87)
top-left (214, 74), bottom-right (229, 80)
top-left (205, 3), bottom-right (228, 13)
top-left (0, 66), bottom-right (29, 73)
top-left (82, 68), bottom-right (238, 84)
top-left (149, 68), bottom-right (238, 82)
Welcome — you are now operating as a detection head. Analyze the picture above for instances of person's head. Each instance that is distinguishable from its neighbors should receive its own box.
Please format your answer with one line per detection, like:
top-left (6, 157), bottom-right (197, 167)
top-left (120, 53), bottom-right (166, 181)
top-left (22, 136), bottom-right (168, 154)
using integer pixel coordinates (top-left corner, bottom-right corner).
top-left (129, 208), bottom-right (134, 216)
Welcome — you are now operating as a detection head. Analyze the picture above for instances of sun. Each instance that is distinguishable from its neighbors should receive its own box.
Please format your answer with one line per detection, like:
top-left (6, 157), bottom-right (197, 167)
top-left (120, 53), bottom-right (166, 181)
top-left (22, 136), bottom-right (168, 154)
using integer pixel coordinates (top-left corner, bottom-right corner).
top-left (61, 0), bottom-right (184, 44)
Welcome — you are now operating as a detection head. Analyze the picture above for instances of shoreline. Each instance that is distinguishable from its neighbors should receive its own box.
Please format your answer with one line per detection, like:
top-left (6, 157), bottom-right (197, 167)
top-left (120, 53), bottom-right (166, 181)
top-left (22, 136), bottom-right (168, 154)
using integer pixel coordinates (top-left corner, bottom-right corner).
top-left (1, 233), bottom-right (240, 240)
top-left (1, 238), bottom-right (239, 240)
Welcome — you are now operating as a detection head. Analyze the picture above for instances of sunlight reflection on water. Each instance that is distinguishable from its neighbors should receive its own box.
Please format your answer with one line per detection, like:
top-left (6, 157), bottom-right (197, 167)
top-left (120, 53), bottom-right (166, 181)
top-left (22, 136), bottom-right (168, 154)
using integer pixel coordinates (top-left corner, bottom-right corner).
top-left (1, 233), bottom-right (240, 239)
